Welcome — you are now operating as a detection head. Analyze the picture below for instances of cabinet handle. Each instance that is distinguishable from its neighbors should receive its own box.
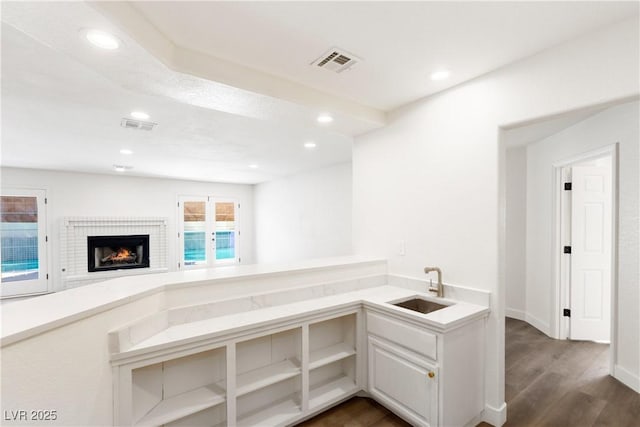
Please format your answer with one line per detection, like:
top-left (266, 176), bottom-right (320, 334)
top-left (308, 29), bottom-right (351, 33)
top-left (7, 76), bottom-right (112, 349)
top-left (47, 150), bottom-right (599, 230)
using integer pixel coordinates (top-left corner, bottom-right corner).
top-left (428, 371), bottom-right (435, 379)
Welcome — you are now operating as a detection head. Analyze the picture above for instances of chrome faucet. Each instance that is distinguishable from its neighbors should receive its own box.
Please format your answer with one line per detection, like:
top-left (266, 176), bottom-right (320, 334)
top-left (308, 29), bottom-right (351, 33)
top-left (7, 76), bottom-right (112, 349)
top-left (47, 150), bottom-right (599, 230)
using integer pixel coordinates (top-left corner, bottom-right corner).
top-left (424, 267), bottom-right (444, 298)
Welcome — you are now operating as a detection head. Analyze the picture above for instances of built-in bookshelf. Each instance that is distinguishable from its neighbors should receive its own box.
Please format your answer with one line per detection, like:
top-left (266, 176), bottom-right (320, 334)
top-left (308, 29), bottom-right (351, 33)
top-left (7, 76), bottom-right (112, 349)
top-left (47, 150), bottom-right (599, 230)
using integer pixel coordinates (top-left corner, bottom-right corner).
top-left (122, 311), bottom-right (360, 426)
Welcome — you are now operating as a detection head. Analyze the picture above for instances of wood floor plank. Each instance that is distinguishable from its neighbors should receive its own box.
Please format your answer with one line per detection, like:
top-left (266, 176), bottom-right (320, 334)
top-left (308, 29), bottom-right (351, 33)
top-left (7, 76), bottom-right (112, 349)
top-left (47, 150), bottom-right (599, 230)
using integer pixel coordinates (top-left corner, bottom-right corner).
top-left (592, 395), bottom-right (640, 427)
top-left (296, 397), bottom-right (409, 427)
top-left (534, 390), bottom-right (608, 427)
top-left (503, 371), bottom-right (575, 427)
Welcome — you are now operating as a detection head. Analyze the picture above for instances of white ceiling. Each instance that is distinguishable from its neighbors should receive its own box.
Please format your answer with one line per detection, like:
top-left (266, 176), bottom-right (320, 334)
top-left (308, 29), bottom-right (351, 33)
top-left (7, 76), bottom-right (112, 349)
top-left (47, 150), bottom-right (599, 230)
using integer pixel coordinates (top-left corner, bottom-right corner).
top-left (1, 1), bottom-right (638, 184)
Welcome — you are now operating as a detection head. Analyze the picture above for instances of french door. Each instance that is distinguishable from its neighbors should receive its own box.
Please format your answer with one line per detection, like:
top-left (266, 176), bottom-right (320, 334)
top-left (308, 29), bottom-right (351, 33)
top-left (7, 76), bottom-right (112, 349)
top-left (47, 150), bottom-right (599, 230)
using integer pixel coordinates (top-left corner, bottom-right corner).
top-left (178, 196), bottom-right (239, 269)
top-left (1, 189), bottom-right (49, 297)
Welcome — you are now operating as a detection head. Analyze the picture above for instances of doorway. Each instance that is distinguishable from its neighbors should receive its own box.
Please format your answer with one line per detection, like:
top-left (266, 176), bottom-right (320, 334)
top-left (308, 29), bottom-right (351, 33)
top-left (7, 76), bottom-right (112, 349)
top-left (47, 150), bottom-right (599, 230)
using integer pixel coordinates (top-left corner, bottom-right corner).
top-left (177, 195), bottom-right (240, 269)
top-left (554, 144), bottom-right (618, 372)
top-left (556, 148), bottom-right (615, 344)
top-left (1, 189), bottom-right (49, 298)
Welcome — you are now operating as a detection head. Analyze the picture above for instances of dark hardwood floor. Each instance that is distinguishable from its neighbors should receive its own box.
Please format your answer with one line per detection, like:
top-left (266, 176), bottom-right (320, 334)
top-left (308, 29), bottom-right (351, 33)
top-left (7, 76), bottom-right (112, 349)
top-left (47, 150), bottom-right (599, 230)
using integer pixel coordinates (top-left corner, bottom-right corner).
top-left (497, 317), bottom-right (639, 427)
top-left (297, 318), bottom-right (639, 427)
top-left (296, 396), bottom-right (411, 427)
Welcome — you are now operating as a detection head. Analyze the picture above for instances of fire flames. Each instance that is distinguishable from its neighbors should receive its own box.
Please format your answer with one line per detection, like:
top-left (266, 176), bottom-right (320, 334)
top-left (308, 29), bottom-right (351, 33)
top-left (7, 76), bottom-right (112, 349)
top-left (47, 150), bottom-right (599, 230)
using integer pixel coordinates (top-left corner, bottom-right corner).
top-left (101, 247), bottom-right (137, 264)
top-left (112, 248), bottom-right (133, 261)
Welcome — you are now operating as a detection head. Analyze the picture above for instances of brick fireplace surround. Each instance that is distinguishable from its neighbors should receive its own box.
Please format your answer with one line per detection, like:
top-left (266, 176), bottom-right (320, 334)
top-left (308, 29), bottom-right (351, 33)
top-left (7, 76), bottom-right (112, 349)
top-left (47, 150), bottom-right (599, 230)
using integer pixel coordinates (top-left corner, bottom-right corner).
top-left (60, 217), bottom-right (168, 289)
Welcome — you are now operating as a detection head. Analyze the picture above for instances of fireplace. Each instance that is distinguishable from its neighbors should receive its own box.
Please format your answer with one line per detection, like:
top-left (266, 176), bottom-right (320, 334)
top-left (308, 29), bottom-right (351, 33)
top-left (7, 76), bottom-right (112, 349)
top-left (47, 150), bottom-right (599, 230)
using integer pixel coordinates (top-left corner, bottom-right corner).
top-left (87, 235), bottom-right (150, 272)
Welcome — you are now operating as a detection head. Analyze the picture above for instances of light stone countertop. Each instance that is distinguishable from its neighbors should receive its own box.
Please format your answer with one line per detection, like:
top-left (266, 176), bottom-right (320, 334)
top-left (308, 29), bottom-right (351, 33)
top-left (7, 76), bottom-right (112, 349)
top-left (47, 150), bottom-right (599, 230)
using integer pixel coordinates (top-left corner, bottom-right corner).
top-left (0, 256), bottom-right (385, 346)
top-left (113, 285), bottom-right (489, 363)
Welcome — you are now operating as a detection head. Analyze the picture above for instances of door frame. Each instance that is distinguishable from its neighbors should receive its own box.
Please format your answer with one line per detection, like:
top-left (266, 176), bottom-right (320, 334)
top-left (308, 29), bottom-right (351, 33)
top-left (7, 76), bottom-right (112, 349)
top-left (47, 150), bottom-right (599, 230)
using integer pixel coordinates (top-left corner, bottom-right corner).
top-left (176, 195), bottom-right (240, 270)
top-left (551, 143), bottom-right (618, 373)
top-left (1, 188), bottom-right (50, 298)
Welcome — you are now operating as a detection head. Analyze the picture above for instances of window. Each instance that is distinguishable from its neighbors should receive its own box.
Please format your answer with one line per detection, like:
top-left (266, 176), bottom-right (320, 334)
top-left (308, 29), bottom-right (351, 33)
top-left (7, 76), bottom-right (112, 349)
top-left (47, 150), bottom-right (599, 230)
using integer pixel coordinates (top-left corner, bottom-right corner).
top-left (178, 196), bottom-right (239, 269)
top-left (1, 189), bottom-right (48, 297)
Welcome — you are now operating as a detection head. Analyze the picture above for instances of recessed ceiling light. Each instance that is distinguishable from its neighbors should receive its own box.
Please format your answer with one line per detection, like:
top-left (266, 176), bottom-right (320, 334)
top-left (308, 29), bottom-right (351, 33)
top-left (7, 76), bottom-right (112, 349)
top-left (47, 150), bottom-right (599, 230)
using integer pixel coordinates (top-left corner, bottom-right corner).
top-left (317, 114), bottom-right (333, 124)
top-left (131, 111), bottom-right (150, 120)
top-left (304, 142), bottom-right (317, 149)
top-left (113, 164), bottom-right (132, 172)
top-left (84, 29), bottom-right (120, 50)
top-left (249, 164), bottom-right (259, 169)
top-left (119, 149), bottom-right (133, 155)
top-left (430, 70), bottom-right (450, 81)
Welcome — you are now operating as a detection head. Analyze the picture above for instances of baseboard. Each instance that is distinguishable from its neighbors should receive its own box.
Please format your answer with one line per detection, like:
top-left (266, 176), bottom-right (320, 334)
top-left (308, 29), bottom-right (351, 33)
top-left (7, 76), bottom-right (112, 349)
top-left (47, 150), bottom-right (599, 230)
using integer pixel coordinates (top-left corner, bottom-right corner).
top-left (506, 310), bottom-right (553, 338)
top-left (525, 312), bottom-right (551, 336)
top-left (505, 308), bottom-right (525, 321)
top-left (482, 402), bottom-right (507, 426)
top-left (614, 364), bottom-right (640, 393)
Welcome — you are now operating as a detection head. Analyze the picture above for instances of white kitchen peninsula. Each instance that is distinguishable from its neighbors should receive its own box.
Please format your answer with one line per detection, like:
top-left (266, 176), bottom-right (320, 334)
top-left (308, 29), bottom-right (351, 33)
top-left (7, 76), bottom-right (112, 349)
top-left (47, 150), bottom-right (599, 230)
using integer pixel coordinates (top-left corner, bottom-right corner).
top-left (1, 257), bottom-right (489, 427)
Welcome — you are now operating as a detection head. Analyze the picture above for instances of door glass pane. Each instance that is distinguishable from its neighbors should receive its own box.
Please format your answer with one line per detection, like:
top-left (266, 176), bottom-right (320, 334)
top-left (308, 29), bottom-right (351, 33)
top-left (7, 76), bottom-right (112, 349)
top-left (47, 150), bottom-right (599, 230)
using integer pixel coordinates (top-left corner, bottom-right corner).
top-left (183, 201), bottom-right (207, 265)
top-left (1, 196), bottom-right (39, 283)
top-left (215, 202), bottom-right (235, 260)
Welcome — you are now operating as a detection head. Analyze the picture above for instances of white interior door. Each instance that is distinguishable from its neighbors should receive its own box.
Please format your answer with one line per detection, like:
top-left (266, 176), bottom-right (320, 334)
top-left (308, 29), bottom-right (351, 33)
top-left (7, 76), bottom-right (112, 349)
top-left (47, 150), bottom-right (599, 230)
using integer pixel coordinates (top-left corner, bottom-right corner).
top-left (569, 165), bottom-right (612, 342)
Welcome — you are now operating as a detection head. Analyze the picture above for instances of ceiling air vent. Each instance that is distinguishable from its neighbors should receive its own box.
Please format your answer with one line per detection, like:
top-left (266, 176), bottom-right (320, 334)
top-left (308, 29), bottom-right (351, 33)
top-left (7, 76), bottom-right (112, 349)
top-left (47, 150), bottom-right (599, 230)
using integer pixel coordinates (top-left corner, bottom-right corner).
top-left (311, 47), bottom-right (361, 73)
top-left (120, 118), bottom-right (157, 131)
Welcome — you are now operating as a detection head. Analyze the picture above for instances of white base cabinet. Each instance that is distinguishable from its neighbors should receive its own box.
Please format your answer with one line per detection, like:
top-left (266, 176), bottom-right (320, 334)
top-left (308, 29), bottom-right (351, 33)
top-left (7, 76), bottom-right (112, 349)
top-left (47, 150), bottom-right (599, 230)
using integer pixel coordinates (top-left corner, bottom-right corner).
top-left (366, 308), bottom-right (486, 427)
top-left (368, 336), bottom-right (438, 426)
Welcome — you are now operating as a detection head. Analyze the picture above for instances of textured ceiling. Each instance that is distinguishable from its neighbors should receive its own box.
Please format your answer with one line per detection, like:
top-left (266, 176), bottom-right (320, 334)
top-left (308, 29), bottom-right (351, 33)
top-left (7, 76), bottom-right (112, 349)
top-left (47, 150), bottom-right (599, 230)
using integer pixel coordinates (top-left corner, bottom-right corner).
top-left (1, 2), bottom-right (355, 184)
top-left (1, 1), bottom-right (638, 184)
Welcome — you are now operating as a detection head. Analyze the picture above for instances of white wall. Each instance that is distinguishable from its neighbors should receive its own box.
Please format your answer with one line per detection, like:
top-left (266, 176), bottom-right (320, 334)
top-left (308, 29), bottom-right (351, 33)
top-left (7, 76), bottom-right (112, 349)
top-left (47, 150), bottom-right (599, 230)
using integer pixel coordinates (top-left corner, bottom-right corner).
top-left (505, 147), bottom-right (527, 320)
top-left (525, 101), bottom-right (639, 384)
top-left (254, 162), bottom-right (352, 264)
top-left (0, 168), bottom-right (255, 292)
top-left (353, 17), bottom-right (639, 422)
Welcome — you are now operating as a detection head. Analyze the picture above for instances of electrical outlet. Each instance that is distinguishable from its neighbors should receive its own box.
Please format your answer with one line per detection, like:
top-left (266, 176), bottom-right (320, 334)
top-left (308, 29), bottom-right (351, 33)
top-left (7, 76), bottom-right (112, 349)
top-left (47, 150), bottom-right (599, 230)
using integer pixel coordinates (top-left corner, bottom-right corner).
top-left (399, 240), bottom-right (406, 256)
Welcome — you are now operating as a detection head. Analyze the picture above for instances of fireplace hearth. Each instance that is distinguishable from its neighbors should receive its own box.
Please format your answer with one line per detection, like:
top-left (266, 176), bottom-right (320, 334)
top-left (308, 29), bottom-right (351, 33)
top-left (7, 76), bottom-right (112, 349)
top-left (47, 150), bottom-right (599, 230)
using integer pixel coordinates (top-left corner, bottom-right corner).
top-left (87, 235), bottom-right (150, 272)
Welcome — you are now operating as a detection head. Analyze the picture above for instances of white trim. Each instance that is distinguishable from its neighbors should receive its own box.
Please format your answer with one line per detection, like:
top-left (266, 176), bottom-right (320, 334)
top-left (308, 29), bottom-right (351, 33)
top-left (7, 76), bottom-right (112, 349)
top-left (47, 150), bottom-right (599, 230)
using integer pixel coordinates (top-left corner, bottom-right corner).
top-left (505, 308), bottom-right (526, 321)
top-left (482, 402), bottom-right (507, 427)
top-left (613, 364), bottom-right (640, 393)
top-left (525, 313), bottom-right (551, 336)
top-left (551, 143), bottom-right (618, 376)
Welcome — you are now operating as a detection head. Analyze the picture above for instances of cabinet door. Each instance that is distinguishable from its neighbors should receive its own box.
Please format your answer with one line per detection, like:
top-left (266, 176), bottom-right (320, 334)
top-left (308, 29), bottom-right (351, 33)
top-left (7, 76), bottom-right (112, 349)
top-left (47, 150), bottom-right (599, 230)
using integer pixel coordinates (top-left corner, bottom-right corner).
top-left (368, 336), bottom-right (438, 427)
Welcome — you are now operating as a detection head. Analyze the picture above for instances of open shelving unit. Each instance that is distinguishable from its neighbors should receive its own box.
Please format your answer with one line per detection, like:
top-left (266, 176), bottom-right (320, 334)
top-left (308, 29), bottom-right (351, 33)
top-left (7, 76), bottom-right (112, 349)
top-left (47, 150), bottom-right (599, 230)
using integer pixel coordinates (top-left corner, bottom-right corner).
top-left (132, 347), bottom-right (227, 426)
top-left (117, 310), bottom-right (361, 426)
top-left (308, 314), bottom-right (358, 410)
top-left (235, 328), bottom-right (302, 425)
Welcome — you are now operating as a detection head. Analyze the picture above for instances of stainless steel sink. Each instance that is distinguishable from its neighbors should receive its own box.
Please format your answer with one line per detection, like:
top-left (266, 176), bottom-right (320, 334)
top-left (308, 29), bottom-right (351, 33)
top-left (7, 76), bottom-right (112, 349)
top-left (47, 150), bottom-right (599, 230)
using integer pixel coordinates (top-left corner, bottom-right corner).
top-left (391, 297), bottom-right (449, 314)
